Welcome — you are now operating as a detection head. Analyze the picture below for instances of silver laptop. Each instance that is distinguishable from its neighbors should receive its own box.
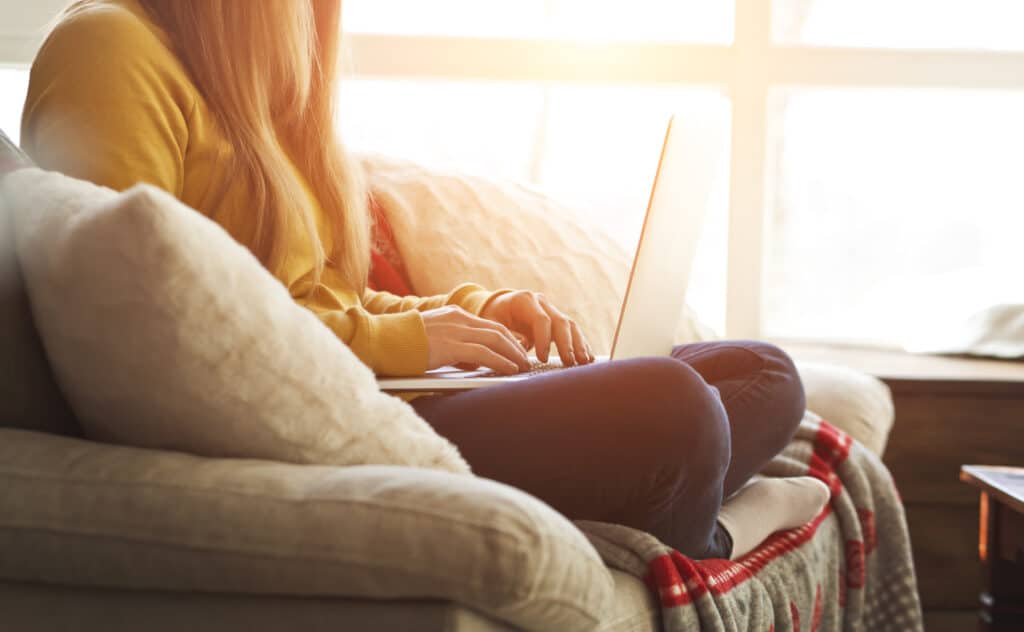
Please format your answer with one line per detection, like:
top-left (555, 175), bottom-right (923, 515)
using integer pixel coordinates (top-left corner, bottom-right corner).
top-left (378, 111), bottom-right (726, 392)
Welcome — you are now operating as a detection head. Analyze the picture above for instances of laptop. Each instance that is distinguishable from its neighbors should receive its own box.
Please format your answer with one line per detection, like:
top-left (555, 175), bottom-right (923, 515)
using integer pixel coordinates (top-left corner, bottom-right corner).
top-left (377, 111), bottom-right (727, 392)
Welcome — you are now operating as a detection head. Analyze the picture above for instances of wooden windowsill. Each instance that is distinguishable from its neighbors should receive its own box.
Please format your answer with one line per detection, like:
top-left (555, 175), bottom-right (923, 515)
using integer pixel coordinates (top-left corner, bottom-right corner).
top-left (773, 339), bottom-right (1024, 395)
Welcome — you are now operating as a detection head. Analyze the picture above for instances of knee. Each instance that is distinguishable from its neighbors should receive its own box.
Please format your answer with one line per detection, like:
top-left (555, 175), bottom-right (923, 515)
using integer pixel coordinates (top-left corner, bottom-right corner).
top-left (735, 340), bottom-right (806, 438)
top-left (624, 357), bottom-right (730, 483)
top-left (757, 341), bottom-right (805, 422)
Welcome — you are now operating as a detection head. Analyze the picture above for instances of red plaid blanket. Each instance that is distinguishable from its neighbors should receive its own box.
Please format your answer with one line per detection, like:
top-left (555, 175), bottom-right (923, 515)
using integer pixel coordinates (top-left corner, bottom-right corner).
top-left (577, 413), bottom-right (922, 631)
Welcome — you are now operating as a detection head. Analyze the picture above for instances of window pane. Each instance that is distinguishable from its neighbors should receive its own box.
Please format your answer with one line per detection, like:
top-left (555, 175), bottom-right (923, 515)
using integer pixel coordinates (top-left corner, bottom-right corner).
top-left (343, 0), bottom-right (733, 44)
top-left (342, 80), bottom-right (731, 334)
top-left (764, 89), bottom-right (1024, 346)
top-left (774, 0), bottom-right (1024, 51)
top-left (342, 80), bottom-right (545, 182)
top-left (0, 67), bottom-right (29, 145)
top-left (534, 85), bottom-right (731, 337)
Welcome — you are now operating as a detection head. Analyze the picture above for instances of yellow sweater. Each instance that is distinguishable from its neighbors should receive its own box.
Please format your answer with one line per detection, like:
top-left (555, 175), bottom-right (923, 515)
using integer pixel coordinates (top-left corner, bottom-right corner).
top-left (21, 0), bottom-right (503, 377)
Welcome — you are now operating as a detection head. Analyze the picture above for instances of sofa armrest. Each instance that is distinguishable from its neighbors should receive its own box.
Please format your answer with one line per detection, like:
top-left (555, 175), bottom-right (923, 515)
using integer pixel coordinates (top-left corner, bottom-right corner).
top-left (796, 361), bottom-right (895, 456)
top-left (0, 430), bottom-right (612, 631)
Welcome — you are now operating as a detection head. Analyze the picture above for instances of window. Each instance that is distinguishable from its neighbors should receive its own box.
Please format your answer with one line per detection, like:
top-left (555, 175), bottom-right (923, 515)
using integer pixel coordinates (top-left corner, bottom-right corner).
top-left (773, 0), bottom-right (1024, 51)
top-left (341, 81), bottom-right (731, 332)
top-left (343, 0), bottom-right (733, 43)
top-left (3, 1), bottom-right (1022, 346)
top-left (339, 0), bottom-right (1024, 345)
top-left (765, 89), bottom-right (1024, 345)
top-left (0, 67), bottom-right (28, 145)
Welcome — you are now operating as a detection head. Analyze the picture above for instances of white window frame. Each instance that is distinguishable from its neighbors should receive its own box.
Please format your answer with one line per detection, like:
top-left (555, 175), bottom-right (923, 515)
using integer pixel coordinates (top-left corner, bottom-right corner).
top-left (344, 0), bottom-right (1024, 339)
top-left (5, 0), bottom-right (1024, 338)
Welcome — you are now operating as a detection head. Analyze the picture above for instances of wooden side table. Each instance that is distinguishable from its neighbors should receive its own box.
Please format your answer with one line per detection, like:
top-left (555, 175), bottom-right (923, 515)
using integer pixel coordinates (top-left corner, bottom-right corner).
top-left (960, 465), bottom-right (1024, 631)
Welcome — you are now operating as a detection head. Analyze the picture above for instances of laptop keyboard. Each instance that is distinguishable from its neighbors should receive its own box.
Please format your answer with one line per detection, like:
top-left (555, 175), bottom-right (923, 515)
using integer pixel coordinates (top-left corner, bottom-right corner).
top-left (478, 359), bottom-right (565, 378)
top-left (521, 359), bottom-right (564, 376)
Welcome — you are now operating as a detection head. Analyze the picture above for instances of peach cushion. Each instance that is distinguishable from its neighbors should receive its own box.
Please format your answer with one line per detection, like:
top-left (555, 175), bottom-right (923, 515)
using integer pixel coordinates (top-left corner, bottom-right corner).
top-left (363, 153), bottom-right (717, 355)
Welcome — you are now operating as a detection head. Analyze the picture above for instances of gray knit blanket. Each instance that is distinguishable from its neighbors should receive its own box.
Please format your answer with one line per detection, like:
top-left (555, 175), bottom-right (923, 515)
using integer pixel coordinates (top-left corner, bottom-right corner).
top-left (576, 413), bottom-right (923, 632)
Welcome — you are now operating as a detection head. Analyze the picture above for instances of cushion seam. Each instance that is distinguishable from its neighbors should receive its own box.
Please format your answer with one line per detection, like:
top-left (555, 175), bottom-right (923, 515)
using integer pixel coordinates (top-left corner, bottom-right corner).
top-left (0, 525), bottom-right (603, 622)
top-left (0, 467), bottom-right (524, 534)
top-left (0, 471), bottom-right (606, 570)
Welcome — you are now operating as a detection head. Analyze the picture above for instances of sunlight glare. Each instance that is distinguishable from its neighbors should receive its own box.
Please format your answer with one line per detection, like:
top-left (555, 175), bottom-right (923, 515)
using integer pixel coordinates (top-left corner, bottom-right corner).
top-left (343, 0), bottom-right (731, 44)
top-left (776, 0), bottom-right (1024, 50)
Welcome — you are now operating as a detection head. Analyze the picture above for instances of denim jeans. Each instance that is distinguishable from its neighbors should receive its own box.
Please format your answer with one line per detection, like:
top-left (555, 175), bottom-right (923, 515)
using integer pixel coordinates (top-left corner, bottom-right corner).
top-left (412, 340), bottom-right (805, 558)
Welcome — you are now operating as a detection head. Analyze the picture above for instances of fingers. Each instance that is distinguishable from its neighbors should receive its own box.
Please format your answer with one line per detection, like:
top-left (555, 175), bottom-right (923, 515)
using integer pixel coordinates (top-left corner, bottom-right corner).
top-left (552, 311), bottom-right (576, 366)
top-left (422, 306), bottom-right (531, 373)
top-left (536, 296), bottom-right (593, 367)
top-left (458, 324), bottom-right (531, 371)
top-left (425, 297), bottom-right (592, 374)
top-left (529, 295), bottom-right (553, 363)
top-left (456, 311), bottom-right (530, 368)
top-left (536, 296), bottom-right (576, 366)
top-left (464, 311), bottom-right (522, 346)
top-left (456, 342), bottom-right (522, 375)
top-left (569, 320), bottom-right (594, 365)
top-left (512, 331), bottom-right (532, 350)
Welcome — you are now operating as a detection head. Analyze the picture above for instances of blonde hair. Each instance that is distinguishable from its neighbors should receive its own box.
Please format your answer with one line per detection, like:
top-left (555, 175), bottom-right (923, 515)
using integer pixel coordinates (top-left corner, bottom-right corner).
top-left (68, 0), bottom-right (370, 291)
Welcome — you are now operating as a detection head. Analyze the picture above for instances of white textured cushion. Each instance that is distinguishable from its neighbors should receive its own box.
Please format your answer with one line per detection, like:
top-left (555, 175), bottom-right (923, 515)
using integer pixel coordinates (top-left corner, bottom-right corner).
top-left (3, 168), bottom-right (468, 474)
top-left (796, 361), bottom-right (895, 456)
top-left (0, 429), bottom-right (614, 631)
top-left (363, 153), bottom-right (717, 354)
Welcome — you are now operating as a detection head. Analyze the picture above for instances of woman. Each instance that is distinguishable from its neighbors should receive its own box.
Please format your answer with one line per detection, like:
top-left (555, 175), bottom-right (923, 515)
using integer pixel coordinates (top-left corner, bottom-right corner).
top-left (21, 0), bottom-right (828, 560)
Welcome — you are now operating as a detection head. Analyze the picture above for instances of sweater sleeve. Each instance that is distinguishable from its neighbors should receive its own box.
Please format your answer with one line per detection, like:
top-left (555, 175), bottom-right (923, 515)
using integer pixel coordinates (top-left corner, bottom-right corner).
top-left (308, 301), bottom-right (431, 378)
top-left (20, 6), bottom-right (192, 195)
top-left (298, 283), bottom-right (513, 377)
top-left (362, 282), bottom-right (512, 316)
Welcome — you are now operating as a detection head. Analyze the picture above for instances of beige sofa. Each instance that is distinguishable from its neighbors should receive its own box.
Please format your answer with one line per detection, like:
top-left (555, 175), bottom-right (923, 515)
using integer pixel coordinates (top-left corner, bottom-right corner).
top-left (0, 154), bottom-right (896, 631)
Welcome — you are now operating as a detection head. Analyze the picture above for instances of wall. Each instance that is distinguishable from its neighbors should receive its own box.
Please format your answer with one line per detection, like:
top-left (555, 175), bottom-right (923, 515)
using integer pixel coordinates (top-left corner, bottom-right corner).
top-left (0, 0), bottom-right (69, 63)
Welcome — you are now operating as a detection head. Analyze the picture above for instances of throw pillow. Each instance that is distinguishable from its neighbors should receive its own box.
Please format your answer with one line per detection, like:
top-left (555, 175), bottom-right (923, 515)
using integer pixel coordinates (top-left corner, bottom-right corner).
top-left (0, 129), bottom-right (82, 436)
top-left (4, 168), bottom-right (470, 474)
top-left (363, 153), bottom-right (718, 355)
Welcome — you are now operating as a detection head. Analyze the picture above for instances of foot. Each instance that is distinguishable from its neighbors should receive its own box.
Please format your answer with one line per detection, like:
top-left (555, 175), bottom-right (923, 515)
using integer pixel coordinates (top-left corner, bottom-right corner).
top-left (716, 476), bottom-right (831, 560)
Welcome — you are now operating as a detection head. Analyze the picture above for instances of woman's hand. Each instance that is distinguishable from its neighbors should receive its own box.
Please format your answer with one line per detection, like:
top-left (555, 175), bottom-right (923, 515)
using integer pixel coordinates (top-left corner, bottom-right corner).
top-left (480, 290), bottom-right (594, 366)
top-left (422, 306), bottom-right (532, 375)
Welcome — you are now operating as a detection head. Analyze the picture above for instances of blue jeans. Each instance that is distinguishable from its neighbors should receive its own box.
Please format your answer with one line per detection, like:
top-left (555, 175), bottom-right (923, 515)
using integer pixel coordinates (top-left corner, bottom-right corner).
top-left (412, 341), bottom-right (805, 559)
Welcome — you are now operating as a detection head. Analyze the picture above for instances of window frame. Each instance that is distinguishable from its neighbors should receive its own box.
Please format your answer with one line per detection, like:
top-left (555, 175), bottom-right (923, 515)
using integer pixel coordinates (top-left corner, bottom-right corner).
top-left (344, 1), bottom-right (1024, 339)
top-left (5, 0), bottom-right (1024, 337)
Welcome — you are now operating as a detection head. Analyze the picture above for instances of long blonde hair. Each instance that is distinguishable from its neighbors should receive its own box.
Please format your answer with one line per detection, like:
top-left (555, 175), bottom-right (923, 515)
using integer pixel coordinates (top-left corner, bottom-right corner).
top-left (69, 0), bottom-right (370, 291)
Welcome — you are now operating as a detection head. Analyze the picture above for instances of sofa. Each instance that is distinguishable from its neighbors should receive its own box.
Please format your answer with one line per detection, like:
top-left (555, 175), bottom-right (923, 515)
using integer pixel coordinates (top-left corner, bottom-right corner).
top-left (0, 140), bottom-right (912, 630)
